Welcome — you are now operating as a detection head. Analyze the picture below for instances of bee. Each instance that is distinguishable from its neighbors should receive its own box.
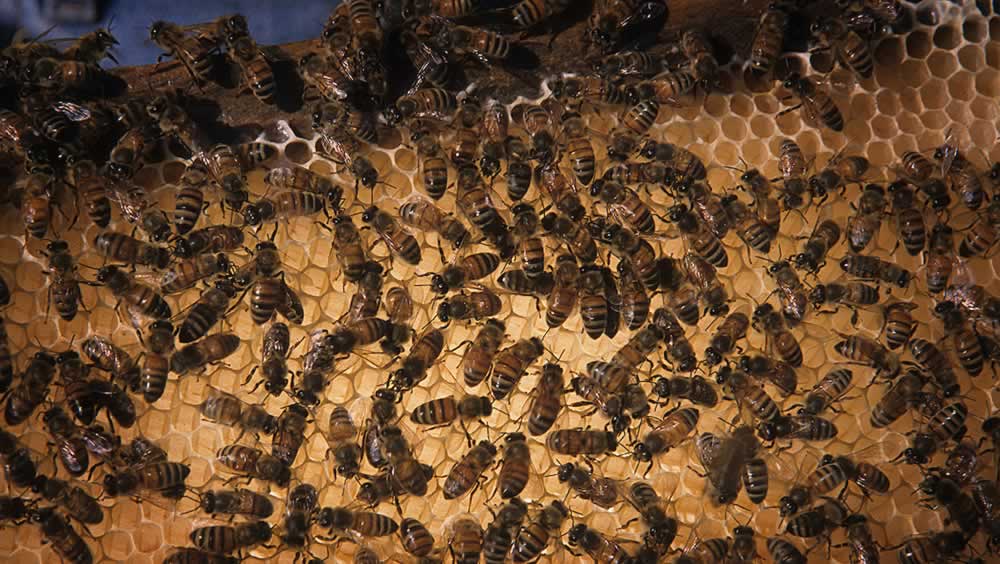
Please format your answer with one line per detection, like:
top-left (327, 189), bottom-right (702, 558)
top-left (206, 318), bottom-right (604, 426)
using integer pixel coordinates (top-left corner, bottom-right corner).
top-left (834, 332), bottom-right (900, 378)
top-left (920, 222), bottom-right (956, 295)
top-left (740, 353), bottom-right (797, 396)
top-left (490, 337), bottom-right (544, 401)
top-left (453, 319), bottom-right (505, 389)
top-left (546, 428), bottom-right (617, 456)
top-left (198, 389), bottom-right (276, 437)
top-left (958, 199), bottom-right (999, 257)
top-left (681, 28), bottom-right (719, 89)
top-left (546, 254), bottom-right (579, 328)
top-left (216, 444), bottom-right (290, 487)
top-left (595, 325), bottom-right (663, 393)
top-left (94, 232), bottom-right (170, 269)
top-left (5, 351), bottom-right (56, 426)
top-left (650, 307), bottom-right (696, 372)
top-left (909, 338), bottom-right (960, 396)
top-left (456, 167), bottom-right (513, 257)
top-left (67, 159), bottom-right (111, 228)
top-left (31, 508), bottom-right (92, 564)
top-left (847, 184), bottom-right (887, 252)
top-left (38, 240), bottom-right (86, 322)
top-left (160, 253), bottom-right (230, 294)
top-left (810, 281), bottom-right (880, 318)
top-left (170, 160), bottom-right (210, 236)
top-left (651, 375), bottom-right (718, 408)
top-left (197, 488), bottom-right (273, 519)
top-left (448, 516), bottom-right (484, 564)
top-left (42, 406), bottom-right (89, 476)
top-left (684, 252), bottom-right (729, 317)
top-left (547, 74), bottom-right (628, 110)
top-left (579, 266), bottom-right (610, 339)
top-left (590, 179), bottom-right (654, 235)
top-left (897, 402), bottom-right (969, 465)
top-left (810, 152), bottom-right (870, 201)
top-left (767, 538), bottom-right (806, 564)
top-left (884, 180), bottom-right (927, 257)
top-left (170, 333), bottom-right (241, 376)
top-left (429, 252), bottom-right (500, 294)
top-left (380, 425), bottom-right (430, 496)
top-left (812, 16), bottom-right (874, 79)
top-left (200, 144), bottom-right (248, 210)
top-left (774, 138), bottom-right (809, 209)
top-left (785, 497), bottom-right (849, 539)
top-left (104, 456), bottom-right (190, 499)
top-left (669, 204), bottom-right (728, 267)
top-left (139, 322), bottom-right (174, 403)
top-left (361, 206), bottom-right (422, 265)
top-left (437, 288), bottom-right (502, 323)
top-left (510, 0), bottom-right (572, 27)
top-left (751, 303), bottom-right (802, 369)
top-left (242, 190), bottom-right (327, 226)
top-left (391, 327), bottom-right (444, 391)
top-left (0, 319), bottom-right (11, 393)
top-left (410, 394), bottom-right (492, 428)
top-left (328, 214), bottom-right (368, 283)
top-left (567, 525), bottom-right (631, 564)
top-left (511, 501), bottom-right (569, 563)
top-left (400, 517), bottom-right (436, 558)
top-left (190, 521), bottom-right (272, 555)
top-left (895, 532), bottom-right (971, 564)
top-left (280, 483), bottom-right (317, 551)
top-left (935, 301), bottom-right (984, 377)
top-left (607, 99), bottom-right (659, 160)
top-left (225, 32), bottom-right (275, 104)
top-left (443, 439), bottom-right (497, 500)
top-left (617, 265), bottom-right (650, 330)
top-left (840, 253), bottom-right (912, 288)
top-left (595, 50), bottom-right (662, 78)
top-left (32, 476), bottom-right (101, 525)
top-left (0, 429), bottom-right (37, 488)
top-left (400, 197), bottom-right (470, 252)
top-left (149, 20), bottom-right (215, 83)
top-left (917, 476), bottom-right (981, 538)
top-left (696, 425), bottom-right (764, 505)
top-left (934, 143), bottom-right (987, 210)
top-left (22, 165), bottom-right (56, 240)
top-left (176, 280), bottom-right (235, 344)
top-left (522, 362), bottom-right (564, 437)
top-left (96, 265), bottom-right (171, 321)
top-left (483, 499), bottom-right (527, 564)
top-left (793, 368), bottom-right (854, 417)
top-left (505, 138), bottom-right (533, 201)
top-left (628, 70), bottom-right (698, 104)
top-left (82, 336), bottom-right (137, 385)
top-left (867, 367), bottom-right (924, 429)
top-left (748, 2), bottom-right (788, 74)
top-left (633, 407), bottom-right (700, 466)
top-left (717, 364), bottom-right (780, 422)
top-left (147, 94), bottom-right (207, 154)
top-left (722, 193), bottom-right (776, 256)
top-left (758, 414), bottom-right (838, 445)
top-left (780, 73), bottom-right (844, 131)
top-left (174, 225), bottom-right (245, 259)
top-left (554, 109), bottom-right (596, 186)
top-left (28, 57), bottom-right (104, 92)
top-left (313, 100), bottom-right (378, 145)
top-left (494, 433), bottom-right (532, 500)
top-left (385, 88), bottom-right (457, 126)
top-left (325, 406), bottom-right (361, 479)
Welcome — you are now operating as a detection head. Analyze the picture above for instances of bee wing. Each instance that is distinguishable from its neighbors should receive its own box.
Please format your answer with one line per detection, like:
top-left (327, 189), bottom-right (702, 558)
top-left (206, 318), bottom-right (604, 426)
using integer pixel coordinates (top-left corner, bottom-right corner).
top-left (52, 101), bottom-right (93, 122)
top-left (694, 432), bottom-right (722, 469)
top-left (850, 435), bottom-right (907, 464)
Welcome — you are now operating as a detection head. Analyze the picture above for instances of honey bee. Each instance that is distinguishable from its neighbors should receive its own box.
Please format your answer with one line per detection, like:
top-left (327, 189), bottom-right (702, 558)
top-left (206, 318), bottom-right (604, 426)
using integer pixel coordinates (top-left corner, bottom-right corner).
top-left (216, 444), bottom-right (290, 487)
top-left (918, 476), bottom-right (982, 539)
top-left (717, 364), bottom-right (780, 423)
top-left (695, 425), bottom-right (763, 505)
top-left (539, 211), bottom-right (597, 263)
top-left (490, 337), bottom-right (544, 401)
top-left (190, 521), bottom-right (272, 555)
top-left (590, 178), bottom-right (655, 235)
top-left (3, 351), bottom-right (54, 426)
top-left (197, 488), bottom-right (274, 519)
top-left (33, 475), bottom-right (102, 525)
top-left (628, 69), bottom-right (698, 104)
top-left (669, 204), bottom-right (728, 267)
top-left (400, 517), bottom-right (436, 559)
top-left (591, 325), bottom-right (662, 393)
top-left (21, 165), bottom-right (56, 240)
top-left (934, 301), bottom-right (984, 377)
top-left (437, 287), bottom-right (502, 323)
top-left (780, 73), bottom-right (844, 132)
top-left (400, 197), bottom-right (470, 254)
top-left (149, 20), bottom-right (216, 83)
top-left (958, 199), bottom-right (1000, 257)
top-left (443, 439), bottom-right (497, 500)
top-left (456, 166), bottom-right (514, 257)
top-left (681, 29), bottom-right (719, 89)
top-left (170, 333), bottom-right (241, 376)
top-left (380, 425), bottom-right (431, 496)
top-left (527, 362), bottom-right (564, 437)
top-left (225, 31), bottom-right (275, 105)
top-left (567, 524), bottom-right (631, 563)
top-left (869, 367), bottom-right (924, 429)
top-left (0, 429), bottom-right (38, 488)
top-left (546, 428), bottom-right (617, 456)
top-left (682, 250), bottom-right (733, 318)
top-left (199, 144), bottom-right (248, 211)
top-left (652, 375), bottom-right (718, 408)
top-left (934, 142), bottom-right (987, 211)
top-left (31, 508), bottom-right (93, 564)
top-left (159, 253), bottom-right (230, 294)
top-left (104, 452), bottom-right (190, 499)
top-left (748, 2), bottom-right (788, 74)
top-left (362, 206), bottom-right (422, 265)
top-left (96, 265), bottom-right (171, 321)
top-left (895, 532), bottom-right (971, 564)
top-left (459, 319), bottom-right (505, 388)
top-left (588, 0), bottom-right (666, 53)
top-left (897, 401), bottom-right (968, 464)
top-left (579, 266), bottom-right (610, 339)
top-left (545, 254), bottom-right (579, 328)
top-left (510, 203), bottom-right (544, 280)
top-left (649, 307), bottom-right (695, 372)
top-left (633, 407), bottom-right (700, 467)
top-left (510, 0), bottom-right (572, 28)
top-left (391, 327), bottom-right (444, 391)
top-left (884, 180), bottom-right (927, 257)
top-left (93, 231), bottom-right (170, 269)
top-left (796, 368), bottom-right (854, 417)
top-left (551, 108), bottom-right (595, 186)
top-left (429, 252), bottom-right (500, 294)
top-left (909, 338), bottom-right (960, 396)
top-left (448, 516), bottom-right (484, 564)
top-left (65, 159), bottom-right (111, 229)
top-left (511, 501), bottom-right (568, 563)
top-left (847, 183), bottom-right (887, 252)
top-left (174, 225), bottom-right (245, 259)
top-left (547, 74), bottom-right (628, 110)
top-left (483, 499), bottom-right (527, 564)
top-left (840, 253), bottom-right (912, 288)
top-left (243, 191), bottom-right (327, 226)
top-left (42, 406), bottom-right (89, 476)
top-left (198, 388), bottom-right (276, 438)
top-left (812, 16), bottom-right (874, 79)
top-left (607, 99), bottom-right (659, 160)
top-left (410, 394), bottom-right (492, 430)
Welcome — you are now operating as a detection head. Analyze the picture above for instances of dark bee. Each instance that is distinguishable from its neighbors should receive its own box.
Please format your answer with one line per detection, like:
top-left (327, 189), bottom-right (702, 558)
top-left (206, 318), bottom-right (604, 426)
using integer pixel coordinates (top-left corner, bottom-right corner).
top-left (40, 240), bottom-right (84, 322)
top-left (385, 88), bottom-right (457, 126)
top-left (104, 458), bottom-right (190, 499)
top-left (767, 537), bottom-right (807, 564)
top-left (695, 425), bottom-right (763, 505)
top-left (437, 288), bottom-right (502, 323)
top-left (362, 206), bottom-right (422, 265)
top-left (176, 280), bottom-right (235, 344)
top-left (650, 307), bottom-right (696, 373)
top-left (527, 362), bottom-right (564, 436)
top-left (496, 433), bottom-right (531, 500)
top-left (652, 374), bottom-right (718, 408)
top-left (885, 180), bottom-right (927, 257)
top-left (934, 142), bottom-right (987, 211)
top-left (752, 302), bottom-right (802, 368)
top-left (835, 332), bottom-right (901, 378)
top-left (546, 253), bottom-right (579, 328)
top-left (567, 524), bottom-right (632, 563)
top-left (201, 144), bottom-right (248, 210)
top-left (511, 500), bottom-right (568, 563)
top-left (740, 353), bottom-right (797, 396)
top-left (226, 31), bottom-right (275, 104)
top-left (748, 2), bottom-right (788, 74)
top-left (704, 311), bottom-right (749, 366)
top-left (546, 428), bottom-right (617, 456)
top-left (42, 406), bottom-right (89, 476)
top-left (410, 394), bottom-right (492, 428)
top-left (758, 414), bottom-right (838, 445)
top-left (82, 336), bottom-right (137, 384)
top-left (31, 508), bottom-right (93, 564)
top-left (400, 517), bottom-right (436, 558)
top-left (490, 337), bottom-right (544, 401)
top-left (5, 351), bottom-right (56, 426)
top-left (280, 483), bottom-right (317, 550)
top-left (170, 333), bottom-right (241, 376)
top-left (400, 197), bottom-right (470, 252)
top-left (785, 497), bottom-right (849, 540)
top-left (668, 204), bottom-right (728, 267)
top-left (897, 402), bottom-right (969, 464)
top-left (174, 226), bottom-right (245, 259)
top-left (909, 337), bottom-right (959, 396)
top-left (870, 368), bottom-right (924, 429)
top-left (781, 73), bottom-right (844, 132)
top-left (33, 476), bottom-right (102, 525)
top-left (189, 521), bottom-right (272, 555)
top-left (812, 16), bottom-right (874, 79)
top-left (0, 429), bottom-right (37, 488)
top-left (171, 160), bottom-right (209, 236)
top-left (96, 265), bottom-right (171, 320)
top-left (684, 252), bottom-right (729, 317)
top-left (198, 488), bottom-right (273, 519)
top-left (483, 498), bottom-right (527, 564)
top-left (918, 476), bottom-right (981, 538)
top-left (449, 516), bottom-right (484, 564)
top-left (607, 99), bottom-right (659, 161)
top-left (879, 301), bottom-right (917, 351)
top-left (925, 222), bottom-right (955, 294)
top-left (443, 439), bottom-right (497, 500)
top-left (797, 368), bottom-right (854, 416)
top-left (935, 301), bottom-right (984, 377)
top-left (149, 20), bottom-right (215, 83)
top-left (847, 183), bottom-right (886, 253)
top-left (840, 254), bottom-right (911, 288)
top-left (633, 407), bottom-right (700, 467)
top-left (216, 444), bottom-right (290, 487)
top-left (391, 327), bottom-right (444, 391)
top-left (159, 253), bottom-right (230, 295)
top-left (895, 532), bottom-right (970, 564)
top-left (810, 282), bottom-right (880, 320)
top-left (579, 266), bottom-right (610, 339)
top-left (429, 252), bottom-right (500, 294)
top-left (379, 425), bottom-right (430, 496)
top-left (198, 389), bottom-right (277, 437)
top-left (718, 363), bottom-right (779, 423)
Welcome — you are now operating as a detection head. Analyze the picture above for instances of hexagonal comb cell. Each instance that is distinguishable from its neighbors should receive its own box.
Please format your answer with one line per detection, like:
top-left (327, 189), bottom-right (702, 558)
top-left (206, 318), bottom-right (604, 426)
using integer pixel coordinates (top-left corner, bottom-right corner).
top-left (3, 2), bottom-right (1000, 564)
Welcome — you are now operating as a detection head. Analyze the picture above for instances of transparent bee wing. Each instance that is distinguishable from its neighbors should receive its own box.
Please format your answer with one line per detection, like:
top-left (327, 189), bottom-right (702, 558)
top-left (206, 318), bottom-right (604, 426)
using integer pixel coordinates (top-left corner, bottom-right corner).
top-left (849, 434), bottom-right (907, 464)
top-left (52, 101), bottom-right (93, 122)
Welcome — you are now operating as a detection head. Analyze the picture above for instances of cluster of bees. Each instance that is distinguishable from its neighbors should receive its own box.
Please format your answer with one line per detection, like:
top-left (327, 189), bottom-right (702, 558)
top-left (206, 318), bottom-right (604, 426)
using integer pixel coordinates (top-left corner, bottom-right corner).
top-left (0, 0), bottom-right (999, 563)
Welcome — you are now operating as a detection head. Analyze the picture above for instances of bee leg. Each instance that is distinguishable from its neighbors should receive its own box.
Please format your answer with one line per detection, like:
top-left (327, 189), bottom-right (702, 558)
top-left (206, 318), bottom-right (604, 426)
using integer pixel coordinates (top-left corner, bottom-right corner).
top-left (776, 104), bottom-right (803, 118)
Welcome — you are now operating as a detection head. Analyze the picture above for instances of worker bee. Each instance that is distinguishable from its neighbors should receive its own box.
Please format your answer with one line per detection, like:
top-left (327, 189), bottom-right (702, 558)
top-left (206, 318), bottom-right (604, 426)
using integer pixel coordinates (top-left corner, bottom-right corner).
top-left (362, 206), bottom-right (422, 265)
top-left (717, 364), bottom-right (780, 422)
top-left (38, 240), bottom-right (86, 323)
top-left (870, 367), bottom-right (924, 429)
top-left (96, 265), bottom-right (171, 321)
top-left (391, 327), bottom-right (445, 391)
top-left (385, 88), bottom-right (457, 126)
top-left (877, 301), bottom-right (917, 351)
top-left (684, 252), bottom-right (729, 317)
top-left (629, 69), bottom-right (698, 104)
top-left (490, 337), bottom-right (544, 401)
top-left (840, 253), bottom-right (911, 288)
top-left (896, 401), bottom-right (969, 464)
top-left (174, 225), bottom-right (245, 259)
top-left (511, 500), bottom-right (568, 562)
top-left (448, 515), bottom-right (484, 564)
top-left (588, 0), bottom-right (667, 53)
top-left (149, 20), bottom-right (215, 83)
top-left (633, 407), bottom-right (700, 467)
top-left (780, 73), bottom-right (843, 131)
top-left (282, 485), bottom-right (319, 551)
top-left (797, 368), bottom-right (854, 416)
top-left (748, 2), bottom-right (788, 74)
top-left (159, 253), bottom-right (230, 294)
top-left (885, 180), bottom-right (927, 257)
top-left (176, 280), bottom-right (235, 344)
top-left (895, 532), bottom-right (971, 564)
top-left (695, 425), bottom-right (764, 505)
top-left (740, 353), bottom-right (797, 396)
top-left (216, 444), bottom-right (290, 487)
top-left (847, 184), bottom-right (887, 252)
top-left (437, 287), bottom-right (502, 323)
top-left (327, 213), bottom-right (368, 283)
top-left (934, 141), bottom-right (987, 211)
top-left (934, 301), bottom-right (984, 377)
top-left (590, 179), bottom-right (654, 235)
top-left (525, 362), bottom-right (564, 437)
top-left (138, 320), bottom-right (174, 403)
top-left (4, 351), bottom-right (56, 426)
top-left (607, 99), bottom-right (659, 160)
top-left (410, 394), bottom-right (492, 430)
top-left (459, 319), bottom-right (505, 388)
top-left (225, 31), bottom-right (275, 104)
top-left (649, 307), bottom-right (695, 372)
top-left (399, 516), bottom-right (435, 558)
top-left (669, 203), bottom-right (728, 267)
top-left (93, 231), bottom-right (170, 269)
top-left (812, 16), bottom-right (874, 79)
top-left (33, 475), bottom-right (102, 525)
top-left (680, 28), bottom-right (719, 89)
top-left (544, 253), bottom-right (578, 328)
top-left (198, 388), bottom-right (277, 438)
top-left (509, 203), bottom-right (545, 280)
top-left (189, 521), bottom-right (272, 555)
top-left (0, 429), bottom-right (38, 488)
top-left (567, 524), bottom-right (632, 563)
top-left (196, 488), bottom-right (274, 519)
top-left (652, 375), bottom-right (718, 408)
top-left (429, 252), bottom-right (500, 294)
top-left (82, 336), bottom-right (137, 386)
top-left (918, 476), bottom-right (982, 539)
top-left (199, 144), bottom-right (248, 211)
top-left (21, 165), bottom-right (56, 240)
top-left (579, 266), bottom-right (610, 339)
top-left (65, 159), bottom-right (111, 229)
top-left (456, 166), bottom-right (514, 257)
top-left (958, 199), bottom-right (999, 257)
top-left (546, 428), bottom-right (617, 456)
top-left (758, 413), bottom-right (838, 445)
top-left (835, 332), bottom-right (901, 378)
top-left (483, 498), bottom-right (527, 564)
top-left (496, 432), bottom-right (531, 500)
top-left (909, 338), bottom-right (960, 396)
top-left (400, 197), bottom-right (470, 252)
top-left (104, 453), bottom-right (190, 499)
top-left (170, 333), bottom-right (241, 376)
top-left (809, 152), bottom-right (870, 202)
top-left (443, 439), bottom-right (497, 500)
top-left (751, 303), bottom-right (802, 370)
top-left (243, 190), bottom-right (327, 227)
top-left (510, 0), bottom-right (573, 28)
top-left (42, 406), bottom-right (89, 476)
top-left (31, 508), bottom-right (93, 564)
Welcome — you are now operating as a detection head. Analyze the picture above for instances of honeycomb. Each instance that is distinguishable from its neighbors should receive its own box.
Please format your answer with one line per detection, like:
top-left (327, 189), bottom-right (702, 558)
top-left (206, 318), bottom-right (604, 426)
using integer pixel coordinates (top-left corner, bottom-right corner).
top-left (2, 1), bottom-right (1000, 563)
